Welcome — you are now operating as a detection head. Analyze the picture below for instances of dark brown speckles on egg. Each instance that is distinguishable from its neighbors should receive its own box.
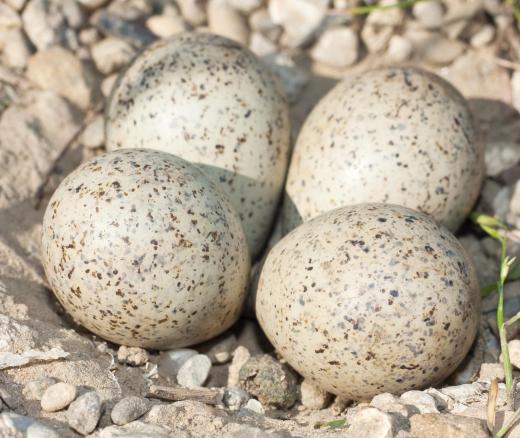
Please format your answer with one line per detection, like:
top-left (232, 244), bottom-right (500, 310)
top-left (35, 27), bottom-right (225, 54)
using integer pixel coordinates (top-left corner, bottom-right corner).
top-left (256, 203), bottom-right (480, 400)
top-left (105, 32), bottom-right (290, 259)
top-left (282, 67), bottom-right (484, 234)
top-left (41, 149), bottom-right (250, 349)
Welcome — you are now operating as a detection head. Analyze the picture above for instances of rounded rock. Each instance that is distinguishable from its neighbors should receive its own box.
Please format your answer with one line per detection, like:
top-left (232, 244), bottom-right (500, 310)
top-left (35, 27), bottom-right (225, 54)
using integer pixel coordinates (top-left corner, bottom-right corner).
top-left (41, 382), bottom-right (77, 412)
top-left (282, 67), bottom-right (484, 234)
top-left (67, 391), bottom-right (103, 435)
top-left (176, 354), bottom-right (212, 387)
top-left (111, 396), bottom-right (149, 425)
top-left (41, 149), bottom-right (250, 349)
top-left (105, 32), bottom-right (291, 259)
top-left (257, 203), bottom-right (481, 399)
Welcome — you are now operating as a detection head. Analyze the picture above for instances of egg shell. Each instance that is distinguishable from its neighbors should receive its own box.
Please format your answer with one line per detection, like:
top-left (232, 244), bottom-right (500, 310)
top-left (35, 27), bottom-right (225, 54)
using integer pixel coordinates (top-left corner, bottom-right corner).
top-left (257, 203), bottom-right (480, 399)
top-left (105, 32), bottom-right (291, 259)
top-left (41, 149), bottom-right (250, 349)
top-left (283, 67), bottom-right (484, 234)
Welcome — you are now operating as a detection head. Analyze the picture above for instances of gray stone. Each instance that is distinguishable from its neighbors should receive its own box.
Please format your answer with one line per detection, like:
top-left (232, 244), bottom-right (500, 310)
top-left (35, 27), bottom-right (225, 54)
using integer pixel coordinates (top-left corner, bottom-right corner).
top-left (239, 398), bottom-right (265, 416)
top-left (67, 391), bottom-right (103, 435)
top-left (310, 27), bottom-right (358, 68)
top-left (440, 383), bottom-right (484, 403)
top-left (479, 362), bottom-right (505, 382)
top-left (361, 0), bottom-right (403, 52)
top-left (24, 377), bottom-right (59, 400)
top-left (300, 379), bottom-right (332, 410)
top-left (410, 413), bottom-right (488, 438)
top-left (177, 354), bottom-right (212, 387)
top-left (0, 314), bottom-right (36, 353)
top-left (412, 1), bottom-right (444, 29)
top-left (91, 11), bottom-right (156, 48)
top-left (158, 349), bottom-right (198, 380)
top-left (22, 0), bottom-right (67, 50)
top-left (117, 346), bottom-right (149, 367)
top-left (62, 0), bottom-right (85, 28)
top-left (399, 391), bottom-right (438, 414)
top-left (98, 420), bottom-right (173, 438)
top-left (41, 382), bottom-right (78, 412)
top-left (238, 354), bottom-right (299, 409)
top-left (347, 407), bottom-right (401, 438)
top-left (91, 37), bottom-right (136, 75)
top-left (443, 0), bottom-right (483, 39)
top-left (227, 0), bottom-right (263, 14)
top-left (224, 425), bottom-right (293, 437)
top-left (26, 46), bottom-right (100, 110)
top-left (111, 396), bottom-right (149, 426)
top-left (269, 0), bottom-right (328, 48)
top-left (207, 0), bottom-right (250, 45)
top-left (0, 413), bottom-right (60, 438)
top-left (406, 29), bottom-right (465, 65)
top-left (222, 387), bottom-right (250, 411)
top-left (201, 333), bottom-right (237, 365)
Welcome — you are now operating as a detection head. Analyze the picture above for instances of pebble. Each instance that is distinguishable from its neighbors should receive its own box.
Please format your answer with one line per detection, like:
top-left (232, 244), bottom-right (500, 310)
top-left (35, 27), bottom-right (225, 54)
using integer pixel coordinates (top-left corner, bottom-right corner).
top-left (227, 0), bottom-right (263, 14)
top-left (82, 115), bottom-right (105, 149)
top-left (485, 138), bottom-right (520, 178)
top-left (62, 0), bottom-right (85, 29)
top-left (207, 0), bottom-right (250, 45)
top-left (5, 0), bottom-right (26, 11)
top-left (440, 383), bottom-right (483, 403)
top-left (177, 354), bottom-right (212, 388)
top-left (347, 407), bottom-right (399, 438)
top-left (410, 413), bottom-right (488, 438)
top-left (111, 396), bottom-right (149, 426)
top-left (239, 398), bottom-right (265, 416)
top-left (79, 27), bottom-right (101, 46)
top-left (224, 425), bottom-right (292, 438)
top-left (202, 333), bottom-right (237, 365)
top-left (238, 354), bottom-right (299, 409)
top-left (228, 346), bottom-right (251, 387)
top-left (222, 387), bottom-right (250, 411)
top-left (361, 22), bottom-right (393, 53)
top-left (0, 3), bottom-right (21, 30)
top-left (176, 0), bottom-right (206, 26)
top-left (400, 391), bottom-right (439, 414)
top-left (22, 0), bottom-right (67, 50)
top-left (412, 1), bottom-right (444, 29)
top-left (310, 27), bottom-right (358, 68)
top-left (67, 391), bottom-right (103, 435)
top-left (443, 0), bottom-right (482, 39)
top-left (512, 71), bottom-right (520, 114)
top-left (370, 393), bottom-right (400, 409)
top-left (479, 362), bottom-right (505, 382)
top-left (0, 29), bottom-right (31, 69)
top-left (406, 30), bottom-right (465, 65)
top-left (41, 382), bottom-right (78, 412)
top-left (300, 379), bottom-right (332, 410)
top-left (249, 8), bottom-right (282, 41)
top-left (424, 388), bottom-right (451, 411)
top-left (92, 10), bottom-right (156, 48)
top-left (146, 14), bottom-right (187, 38)
top-left (24, 377), bottom-right (58, 400)
top-left (98, 421), bottom-right (173, 438)
top-left (269, 0), bottom-right (328, 48)
top-left (508, 339), bottom-right (520, 370)
top-left (101, 74), bottom-right (118, 98)
top-left (78, 0), bottom-right (109, 9)
top-left (91, 37), bottom-right (136, 75)
top-left (470, 24), bottom-right (495, 47)
top-left (387, 35), bottom-right (413, 62)
top-left (26, 46), bottom-right (99, 110)
top-left (0, 388), bottom-right (16, 411)
top-left (117, 346), bottom-right (149, 367)
top-left (0, 412), bottom-right (60, 438)
top-left (158, 348), bottom-right (198, 380)
top-left (250, 32), bottom-right (277, 56)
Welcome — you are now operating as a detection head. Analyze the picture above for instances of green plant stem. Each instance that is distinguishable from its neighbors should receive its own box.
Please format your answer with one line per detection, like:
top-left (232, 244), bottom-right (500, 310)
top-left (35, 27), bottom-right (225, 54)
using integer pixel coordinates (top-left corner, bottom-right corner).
top-left (347, 0), bottom-right (426, 15)
top-left (494, 406), bottom-right (520, 438)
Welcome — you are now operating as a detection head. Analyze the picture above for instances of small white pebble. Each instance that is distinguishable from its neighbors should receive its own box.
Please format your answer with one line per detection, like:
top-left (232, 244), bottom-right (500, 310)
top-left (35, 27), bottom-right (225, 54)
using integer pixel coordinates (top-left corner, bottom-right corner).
top-left (176, 354), bottom-right (212, 387)
top-left (41, 383), bottom-right (77, 412)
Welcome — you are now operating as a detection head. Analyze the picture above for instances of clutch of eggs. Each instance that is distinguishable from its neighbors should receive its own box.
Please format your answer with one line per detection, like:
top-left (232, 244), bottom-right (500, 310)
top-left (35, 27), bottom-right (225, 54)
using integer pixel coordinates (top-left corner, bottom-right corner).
top-left (256, 203), bottom-right (480, 399)
top-left (283, 67), bottom-right (484, 234)
top-left (41, 149), bottom-right (250, 349)
top-left (105, 32), bottom-right (291, 259)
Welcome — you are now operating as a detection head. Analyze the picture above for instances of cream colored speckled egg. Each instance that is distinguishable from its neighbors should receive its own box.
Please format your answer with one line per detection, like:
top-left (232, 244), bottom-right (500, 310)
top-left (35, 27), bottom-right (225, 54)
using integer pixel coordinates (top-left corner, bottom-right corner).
top-left (283, 67), bottom-right (484, 234)
top-left (257, 203), bottom-right (480, 399)
top-left (105, 32), bottom-right (291, 259)
top-left (41, 149), bottom-right (250, 349)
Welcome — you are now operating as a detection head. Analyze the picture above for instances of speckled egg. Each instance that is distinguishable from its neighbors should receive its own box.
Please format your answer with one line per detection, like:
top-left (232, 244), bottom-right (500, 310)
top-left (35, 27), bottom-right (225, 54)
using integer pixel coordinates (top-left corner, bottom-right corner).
top-left (256, 203), bottom-right (480, 399)
top-left (41, 149), bottom-right (250, 349)
top-left (105, 32), bottom-right (291, 259)
top-left (283, 67), bottom-right (484, 234)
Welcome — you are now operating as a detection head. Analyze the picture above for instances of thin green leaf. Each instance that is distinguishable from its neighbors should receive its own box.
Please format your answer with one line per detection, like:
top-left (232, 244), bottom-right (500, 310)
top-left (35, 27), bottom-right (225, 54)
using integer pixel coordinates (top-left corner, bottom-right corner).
top-left (316, 419), bottom-right (347, 429)
top-left (470, 212), bottom-right (507, 230)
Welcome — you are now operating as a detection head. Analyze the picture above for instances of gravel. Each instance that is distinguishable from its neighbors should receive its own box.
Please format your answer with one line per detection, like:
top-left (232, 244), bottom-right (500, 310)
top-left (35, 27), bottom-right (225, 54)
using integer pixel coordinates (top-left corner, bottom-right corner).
top-left (111, 396), bottom-right (150, 425)
top-left (41, 382), bottom-right (77, 412)
top-left (177, 354), bottom-right (212, 388)
top-left (67, 391), bottom-right (103, 435)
